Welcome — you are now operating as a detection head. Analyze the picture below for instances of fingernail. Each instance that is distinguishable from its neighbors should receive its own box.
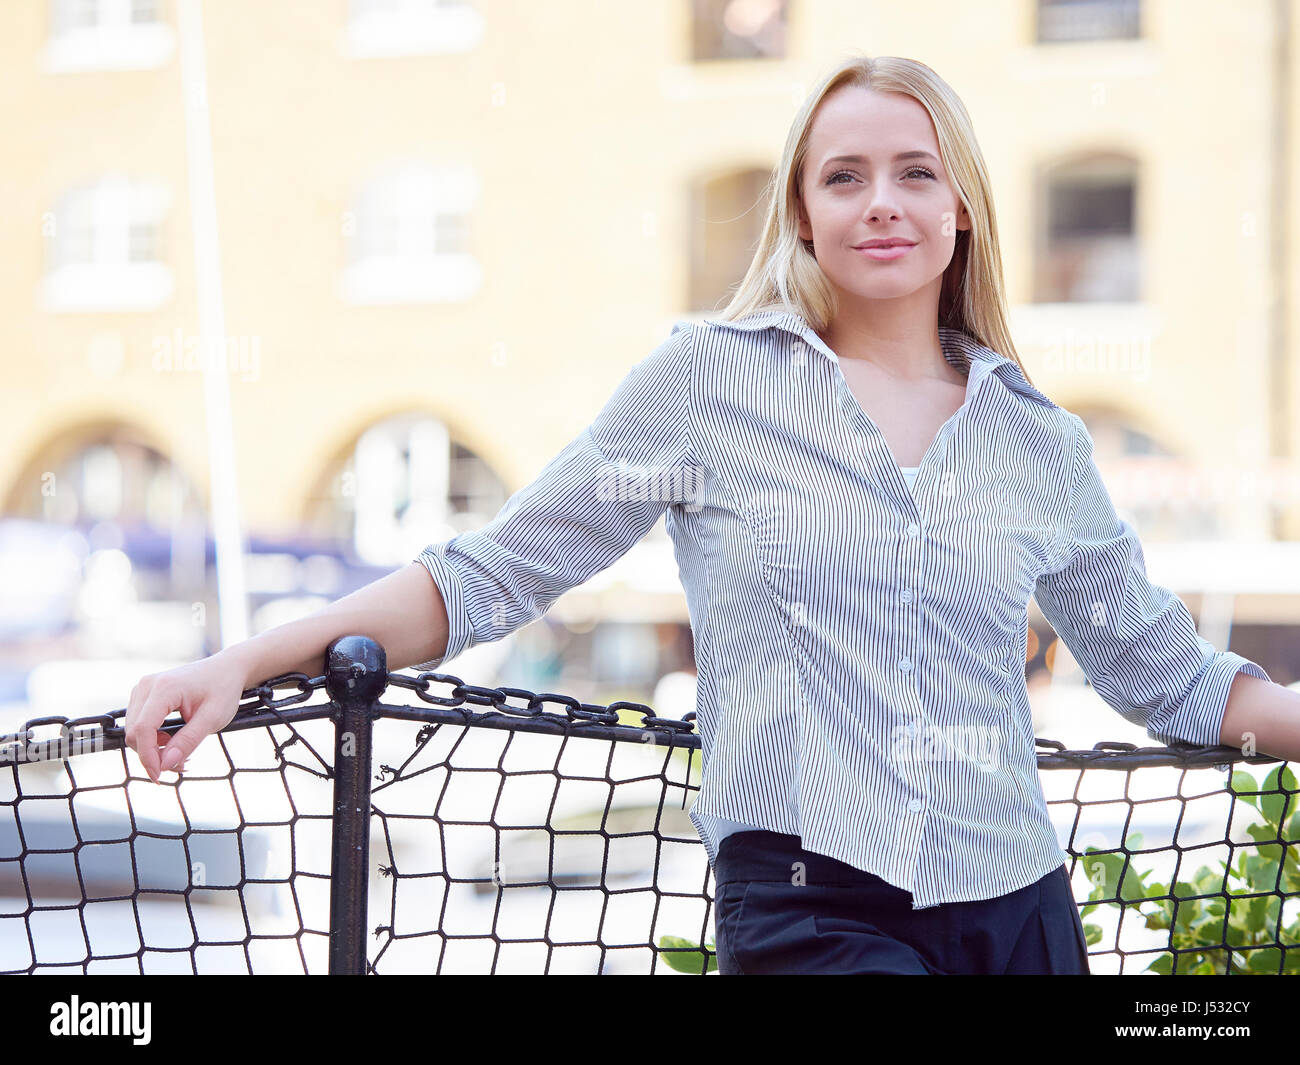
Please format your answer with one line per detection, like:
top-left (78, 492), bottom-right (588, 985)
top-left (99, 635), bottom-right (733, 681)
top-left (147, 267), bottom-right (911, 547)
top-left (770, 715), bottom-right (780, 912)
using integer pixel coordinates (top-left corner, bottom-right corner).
top-left (161, 749), bottom-right (180, 771)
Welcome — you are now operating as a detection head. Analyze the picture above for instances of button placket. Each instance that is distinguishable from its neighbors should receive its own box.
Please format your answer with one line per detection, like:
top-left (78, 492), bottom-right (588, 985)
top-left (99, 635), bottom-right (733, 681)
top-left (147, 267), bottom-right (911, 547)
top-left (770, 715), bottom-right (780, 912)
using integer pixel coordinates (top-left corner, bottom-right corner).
top-left (896, 507), bottom-right (929, 823)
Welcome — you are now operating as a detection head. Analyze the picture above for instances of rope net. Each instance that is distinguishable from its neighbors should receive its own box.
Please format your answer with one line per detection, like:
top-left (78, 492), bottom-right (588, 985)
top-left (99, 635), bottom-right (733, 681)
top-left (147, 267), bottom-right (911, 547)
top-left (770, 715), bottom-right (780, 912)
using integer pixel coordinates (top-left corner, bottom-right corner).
top-left (2, 660), bottom-right (1296, 974)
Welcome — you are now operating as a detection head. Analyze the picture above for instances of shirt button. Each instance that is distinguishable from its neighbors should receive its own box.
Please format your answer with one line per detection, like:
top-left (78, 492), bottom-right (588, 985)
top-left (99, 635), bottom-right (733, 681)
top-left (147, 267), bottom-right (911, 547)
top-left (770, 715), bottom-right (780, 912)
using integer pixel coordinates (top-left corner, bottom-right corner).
top-left (900, 590), bottom-right (913, 603)
top-left (898, 657), bottom-right (912, 672)
top-left (907, 798), bottom-right (924, 813)
top-left (904, 522), bottom-right (920, 537)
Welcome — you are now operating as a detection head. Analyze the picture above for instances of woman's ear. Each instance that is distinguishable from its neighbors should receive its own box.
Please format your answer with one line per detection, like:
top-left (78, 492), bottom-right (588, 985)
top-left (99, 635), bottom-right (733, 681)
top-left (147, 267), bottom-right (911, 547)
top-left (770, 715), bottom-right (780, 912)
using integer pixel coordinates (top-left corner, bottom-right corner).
top-left (796, 204), bottom-right (812, 242)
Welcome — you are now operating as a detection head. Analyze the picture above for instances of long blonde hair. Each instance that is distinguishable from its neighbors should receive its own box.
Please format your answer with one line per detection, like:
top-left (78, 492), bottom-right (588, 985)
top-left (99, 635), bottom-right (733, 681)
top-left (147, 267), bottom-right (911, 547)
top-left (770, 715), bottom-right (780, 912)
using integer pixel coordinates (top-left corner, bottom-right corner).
top-left (717, 52), bottom-right (1034, 385)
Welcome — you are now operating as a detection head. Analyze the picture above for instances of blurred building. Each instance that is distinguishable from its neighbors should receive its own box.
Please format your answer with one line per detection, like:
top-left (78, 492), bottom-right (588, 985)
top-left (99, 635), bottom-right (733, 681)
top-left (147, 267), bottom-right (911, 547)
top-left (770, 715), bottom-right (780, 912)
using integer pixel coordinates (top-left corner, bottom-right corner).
top-left (1, 0), bottom-right (1298, 715)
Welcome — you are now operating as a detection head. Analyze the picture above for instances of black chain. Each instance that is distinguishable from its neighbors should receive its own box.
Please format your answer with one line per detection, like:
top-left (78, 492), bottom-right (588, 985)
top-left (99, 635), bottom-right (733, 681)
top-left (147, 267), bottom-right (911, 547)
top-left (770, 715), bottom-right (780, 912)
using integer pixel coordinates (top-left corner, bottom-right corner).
top-left (0, 668), bottom-right (699, 759)
top-left (4, 667), bottom-right (1258, 770)
top-left (385, 670), bottom-right (698, 736)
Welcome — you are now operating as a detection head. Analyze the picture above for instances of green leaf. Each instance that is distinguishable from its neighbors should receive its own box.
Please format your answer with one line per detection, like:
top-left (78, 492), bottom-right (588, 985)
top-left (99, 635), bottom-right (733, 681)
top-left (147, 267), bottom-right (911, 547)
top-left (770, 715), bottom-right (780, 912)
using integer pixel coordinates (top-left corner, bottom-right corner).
top-left (1172, 901), bottom-right (1205, 937)
top-left (1230, 769), bottom-right (1260, 808)
top-left (1080, 850), bottom-right (1149, 904)
top-left (1280, 765), bottom-right (1299, 792)
top-left (1146, 951), bottom-right (1174, 974)
top-left (655, 935), bottom-right (716, 974)
top-left (1245, 946), bottom-right (1283, 974)
top-left (1244, 823), bottom-right (1278, 848)
top-left (1261, 766), bottom-right (1286, 827)
top-left (1194, 867), bottom-right (1227, 894)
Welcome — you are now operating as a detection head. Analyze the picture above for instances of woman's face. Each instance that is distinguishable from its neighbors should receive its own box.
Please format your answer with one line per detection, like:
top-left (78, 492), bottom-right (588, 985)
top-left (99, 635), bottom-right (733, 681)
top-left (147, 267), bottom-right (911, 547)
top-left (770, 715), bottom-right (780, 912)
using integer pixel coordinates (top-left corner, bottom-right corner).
top-left (796, 86), bottom-right (970, 309)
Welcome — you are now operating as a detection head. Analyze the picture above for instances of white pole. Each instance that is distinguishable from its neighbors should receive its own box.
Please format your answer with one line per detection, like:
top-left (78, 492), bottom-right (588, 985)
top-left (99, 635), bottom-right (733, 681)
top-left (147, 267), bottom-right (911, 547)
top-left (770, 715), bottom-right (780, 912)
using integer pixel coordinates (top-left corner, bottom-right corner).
top-left (176, 0), bottom-right (248, 647)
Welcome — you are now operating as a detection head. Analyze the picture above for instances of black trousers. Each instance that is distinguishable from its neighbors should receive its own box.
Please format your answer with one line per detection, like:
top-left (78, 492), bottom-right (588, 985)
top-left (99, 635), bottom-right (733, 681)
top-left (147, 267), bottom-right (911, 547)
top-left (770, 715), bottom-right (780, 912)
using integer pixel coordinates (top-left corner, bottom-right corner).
top-left (712, 830), bottom-right (1091, 975)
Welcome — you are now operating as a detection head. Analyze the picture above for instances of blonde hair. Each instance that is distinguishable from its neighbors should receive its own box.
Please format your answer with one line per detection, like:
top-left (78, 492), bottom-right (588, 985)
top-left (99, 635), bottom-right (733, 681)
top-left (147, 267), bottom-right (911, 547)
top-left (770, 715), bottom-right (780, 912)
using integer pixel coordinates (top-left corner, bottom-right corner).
top-left (717, 52), bottom-right (1034, 385)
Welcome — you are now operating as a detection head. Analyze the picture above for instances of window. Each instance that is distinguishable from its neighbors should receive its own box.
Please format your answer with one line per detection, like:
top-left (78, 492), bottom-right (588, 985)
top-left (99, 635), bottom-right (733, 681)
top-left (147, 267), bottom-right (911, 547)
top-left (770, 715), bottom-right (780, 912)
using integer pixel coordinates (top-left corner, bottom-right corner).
top-left (691, 0), bottom-right (787, 61)
top-left (44, 0), bottom-right (174, 72)
top-left (341, 162), bottom-right (482, 304)
top-left (42, 175), bottom-right (173, 311)
top-left (305, 413), bottom-right (507, 566)
top-left (344, 0), bottom-right (484, 58)
top-left (1035, 155), bottom-right (1138, 303)
top-left (689, 167), bottom-right (770, 313)
top-left (1035, 0), bottom-right (1141, 43)
top-left (7, 427), bottom-right (199, 532)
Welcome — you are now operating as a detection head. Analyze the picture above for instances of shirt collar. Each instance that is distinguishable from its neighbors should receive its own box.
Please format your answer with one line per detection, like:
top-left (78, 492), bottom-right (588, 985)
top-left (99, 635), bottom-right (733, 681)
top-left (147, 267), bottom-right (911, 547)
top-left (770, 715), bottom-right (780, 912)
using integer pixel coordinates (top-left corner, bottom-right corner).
top-left (701, 308), bottom-right (1059, 411)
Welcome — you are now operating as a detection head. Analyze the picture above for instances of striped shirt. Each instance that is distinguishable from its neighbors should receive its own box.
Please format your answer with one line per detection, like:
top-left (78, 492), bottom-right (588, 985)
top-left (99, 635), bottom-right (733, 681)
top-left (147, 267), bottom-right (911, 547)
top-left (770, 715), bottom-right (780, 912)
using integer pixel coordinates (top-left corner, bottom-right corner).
top-left (414, 307), bottom-right (1270, 909)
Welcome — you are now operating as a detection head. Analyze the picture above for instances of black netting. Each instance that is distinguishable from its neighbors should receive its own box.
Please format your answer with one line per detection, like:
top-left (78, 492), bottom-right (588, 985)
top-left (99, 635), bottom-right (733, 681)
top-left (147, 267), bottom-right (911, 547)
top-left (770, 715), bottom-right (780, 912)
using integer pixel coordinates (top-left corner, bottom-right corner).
top-left (2, 637), bottom-right (1296, 974)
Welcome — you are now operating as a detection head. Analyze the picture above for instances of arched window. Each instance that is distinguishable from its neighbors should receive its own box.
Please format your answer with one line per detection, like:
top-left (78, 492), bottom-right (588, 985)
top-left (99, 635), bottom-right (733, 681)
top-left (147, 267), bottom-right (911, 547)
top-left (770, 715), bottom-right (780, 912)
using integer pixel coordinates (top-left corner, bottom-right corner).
top-left (5, 424), bottom-right (199, 533)
top-left (305, 412), bottom-right (507, 566)
top-left (2, 425), bottom-right (207, 629)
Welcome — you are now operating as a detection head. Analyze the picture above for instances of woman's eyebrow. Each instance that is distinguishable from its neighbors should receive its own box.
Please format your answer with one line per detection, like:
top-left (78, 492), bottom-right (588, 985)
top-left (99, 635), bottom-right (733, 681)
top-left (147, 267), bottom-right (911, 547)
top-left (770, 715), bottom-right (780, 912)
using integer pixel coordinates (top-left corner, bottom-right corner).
top-left (819, 150), bottom-right (939, 168)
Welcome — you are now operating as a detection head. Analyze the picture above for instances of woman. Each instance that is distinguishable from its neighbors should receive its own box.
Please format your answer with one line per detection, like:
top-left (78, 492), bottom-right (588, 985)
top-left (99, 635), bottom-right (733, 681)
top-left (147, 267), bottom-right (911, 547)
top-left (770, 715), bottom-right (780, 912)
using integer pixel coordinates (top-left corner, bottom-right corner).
top-left (125, 53), bottom-right (1283, 975)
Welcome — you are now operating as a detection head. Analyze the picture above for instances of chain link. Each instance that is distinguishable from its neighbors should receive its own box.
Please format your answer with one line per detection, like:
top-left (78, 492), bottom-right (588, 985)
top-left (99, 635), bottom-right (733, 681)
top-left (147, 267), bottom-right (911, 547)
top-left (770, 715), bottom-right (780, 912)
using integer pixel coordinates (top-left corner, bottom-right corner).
top-left (386, 670), bottom-right (697, 735)
top-left (4, 665), bottom-right (1257, 769)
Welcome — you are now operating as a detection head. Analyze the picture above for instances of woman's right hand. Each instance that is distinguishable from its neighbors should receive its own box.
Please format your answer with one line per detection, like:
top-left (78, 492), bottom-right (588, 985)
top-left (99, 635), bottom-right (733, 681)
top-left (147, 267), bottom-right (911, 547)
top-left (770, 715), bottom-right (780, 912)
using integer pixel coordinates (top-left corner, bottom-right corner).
top-left (124, 650), bottom-right (249, 783)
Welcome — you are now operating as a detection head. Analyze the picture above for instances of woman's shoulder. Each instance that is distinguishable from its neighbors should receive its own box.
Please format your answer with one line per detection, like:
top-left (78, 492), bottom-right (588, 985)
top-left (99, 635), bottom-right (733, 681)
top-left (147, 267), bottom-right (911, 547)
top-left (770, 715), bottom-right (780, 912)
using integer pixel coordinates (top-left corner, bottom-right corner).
top-left (678, 308), bottom-right (812, 357)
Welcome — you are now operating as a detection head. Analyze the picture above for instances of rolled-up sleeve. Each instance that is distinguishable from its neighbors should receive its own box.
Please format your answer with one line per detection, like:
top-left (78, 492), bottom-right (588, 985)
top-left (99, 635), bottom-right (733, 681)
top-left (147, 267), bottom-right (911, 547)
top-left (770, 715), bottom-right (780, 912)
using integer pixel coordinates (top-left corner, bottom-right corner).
top-left (411, 322), bottom-right (700, 670)
top-left (1033, 413), bottom-right (1271, 747)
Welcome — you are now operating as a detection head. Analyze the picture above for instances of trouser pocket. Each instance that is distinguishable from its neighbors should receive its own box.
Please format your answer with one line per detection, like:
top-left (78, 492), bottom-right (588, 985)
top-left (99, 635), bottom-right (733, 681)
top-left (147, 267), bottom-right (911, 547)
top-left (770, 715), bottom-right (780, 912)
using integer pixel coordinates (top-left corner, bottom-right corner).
top-left (712, 881), bottom-right (750, 975)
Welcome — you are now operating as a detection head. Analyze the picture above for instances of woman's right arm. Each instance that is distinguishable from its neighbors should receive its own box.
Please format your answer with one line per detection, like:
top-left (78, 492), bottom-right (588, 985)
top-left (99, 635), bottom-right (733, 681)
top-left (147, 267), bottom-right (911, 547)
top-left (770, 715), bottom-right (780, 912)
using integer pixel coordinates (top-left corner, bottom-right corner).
top-left (126, 320), bottom-right (698, 783)
top-left (125, 561), bottom-right (449, 783)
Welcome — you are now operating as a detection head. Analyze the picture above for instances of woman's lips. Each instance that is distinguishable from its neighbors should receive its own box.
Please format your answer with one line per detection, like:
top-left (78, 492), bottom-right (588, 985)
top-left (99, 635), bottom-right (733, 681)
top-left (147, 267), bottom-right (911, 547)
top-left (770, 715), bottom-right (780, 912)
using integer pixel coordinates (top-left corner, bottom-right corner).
top-left (854, 243), bottom-right (915, 260)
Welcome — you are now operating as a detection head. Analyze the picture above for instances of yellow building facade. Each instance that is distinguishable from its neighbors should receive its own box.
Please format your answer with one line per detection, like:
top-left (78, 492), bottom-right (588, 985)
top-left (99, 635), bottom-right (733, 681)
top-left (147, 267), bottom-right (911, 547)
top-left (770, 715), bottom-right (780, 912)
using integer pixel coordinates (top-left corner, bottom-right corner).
top-left (1, 0), bottom-right (1297, 647)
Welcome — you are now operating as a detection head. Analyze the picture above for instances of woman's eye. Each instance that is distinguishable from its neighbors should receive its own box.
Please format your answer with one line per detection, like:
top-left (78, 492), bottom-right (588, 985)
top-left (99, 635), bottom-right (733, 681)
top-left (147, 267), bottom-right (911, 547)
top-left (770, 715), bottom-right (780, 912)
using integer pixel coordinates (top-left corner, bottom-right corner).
top-left (825, 167), bottom-right (936, 185)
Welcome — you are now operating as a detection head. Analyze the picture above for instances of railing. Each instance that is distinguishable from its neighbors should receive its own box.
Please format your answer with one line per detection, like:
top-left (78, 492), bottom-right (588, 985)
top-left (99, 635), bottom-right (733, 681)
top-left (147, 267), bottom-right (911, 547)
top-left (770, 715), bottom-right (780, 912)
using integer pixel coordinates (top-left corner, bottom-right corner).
top-left (2, 635), bottom-right (1296, 974)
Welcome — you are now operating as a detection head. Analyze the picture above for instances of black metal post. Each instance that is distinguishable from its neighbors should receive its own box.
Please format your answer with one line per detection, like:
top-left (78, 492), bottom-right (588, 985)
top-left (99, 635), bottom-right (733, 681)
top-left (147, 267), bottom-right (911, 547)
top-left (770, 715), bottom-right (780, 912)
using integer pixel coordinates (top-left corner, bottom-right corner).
top-left (325, 634), bottom-right (386, 975)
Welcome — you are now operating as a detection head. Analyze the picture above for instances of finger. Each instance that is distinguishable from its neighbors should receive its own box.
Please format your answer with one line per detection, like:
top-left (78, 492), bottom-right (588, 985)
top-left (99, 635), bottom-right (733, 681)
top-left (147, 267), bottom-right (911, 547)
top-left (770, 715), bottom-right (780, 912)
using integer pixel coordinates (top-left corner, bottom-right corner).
top-left (152, 728), bottom-right (190, 776)
top-left (134, 685), bottom-right (180, 784)
top-left (158, 712), bottom-right (215, 774)
top-left (123, 676), bottom-right (153, 762)
top-left (154, 729), bottom-right (173, 770)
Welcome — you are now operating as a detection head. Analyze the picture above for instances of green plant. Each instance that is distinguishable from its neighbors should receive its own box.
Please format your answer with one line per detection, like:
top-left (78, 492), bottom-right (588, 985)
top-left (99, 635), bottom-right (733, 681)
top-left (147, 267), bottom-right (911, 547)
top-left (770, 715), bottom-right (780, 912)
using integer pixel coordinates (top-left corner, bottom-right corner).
top-left (656, 934), bottom-right (718, 974)
top-left (1078, 765), bottom-right (1300, 974)
top-left (655, 767), bottom-right (1300, 974)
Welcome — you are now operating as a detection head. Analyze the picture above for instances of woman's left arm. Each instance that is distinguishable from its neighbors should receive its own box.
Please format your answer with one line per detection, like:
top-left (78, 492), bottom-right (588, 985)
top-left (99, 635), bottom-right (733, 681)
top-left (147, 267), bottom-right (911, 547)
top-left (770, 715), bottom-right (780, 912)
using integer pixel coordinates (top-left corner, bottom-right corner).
top-left (1220, 671), bottom-right (1300, 761)
top-left (1033, 414), bottom-right (1276, 752)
